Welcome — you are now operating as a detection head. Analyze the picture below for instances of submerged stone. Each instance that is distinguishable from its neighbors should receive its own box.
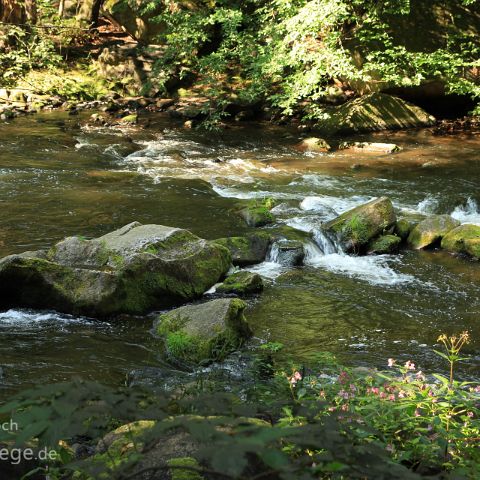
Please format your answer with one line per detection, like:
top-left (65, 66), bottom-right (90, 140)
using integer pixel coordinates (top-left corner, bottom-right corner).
top-left (407, 215), bottom-right (460, 249)
top-left (322, 197), bottom-right (396, 253)
top-left (156, 298), bottom-right (252, 364)
top-left (318, 93), bottom-right (435, 135)
top-left (0, 222), bottom-right (231, 318)
top-left (216, 271), bottom-right (264, 295)
top-left (440, 224), bottom-right (480, 259)
top-left (213, 232), bottom-right (272, 266)
top-left (368, 234), bottom-right (402, 254)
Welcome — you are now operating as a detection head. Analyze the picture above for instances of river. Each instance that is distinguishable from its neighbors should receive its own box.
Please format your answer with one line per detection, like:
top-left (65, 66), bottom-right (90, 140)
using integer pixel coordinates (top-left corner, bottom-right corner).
top-left (0, 110), bottom-right (479, 398)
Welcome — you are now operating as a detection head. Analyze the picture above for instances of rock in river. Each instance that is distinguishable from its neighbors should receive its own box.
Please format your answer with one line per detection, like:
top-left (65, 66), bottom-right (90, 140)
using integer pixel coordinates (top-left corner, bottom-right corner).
top-left (216, 270), bottom-right (264, 295)
top-left (322, 197), bottom-right (396, 253)
top-left (213, 232), bottom-right (272, 266)
top-left (441, 224), bottom-right (480, 259)
top-left (407, 215), bottom-right (460, 249)
top-left (0, 222), bottom-right (231, 318)
top-left (156, 298), bottom-right (252, 364)
top-left (317, 93), bottom-right (435, 135)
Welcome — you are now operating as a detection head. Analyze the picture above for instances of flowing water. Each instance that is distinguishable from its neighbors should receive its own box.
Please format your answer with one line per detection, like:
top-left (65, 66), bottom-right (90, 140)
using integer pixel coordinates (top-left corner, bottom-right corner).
top-left (0, 111), bottom-right (479, 397)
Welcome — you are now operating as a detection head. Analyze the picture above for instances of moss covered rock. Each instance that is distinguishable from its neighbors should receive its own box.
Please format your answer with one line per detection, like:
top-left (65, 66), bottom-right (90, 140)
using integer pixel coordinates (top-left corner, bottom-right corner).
top-left (407, 215), bottom-right (460, 249)
top-left (394, 218), bottom-right (416, 240)
top-left (213, 232), bottom-right (272, 266)
top-left (322, 197), bottom-right (396, 253)
top-left (157, 298), bottom-right (252, 364)
top-left (0, 222), bottom-right (231, 318)
top-left (368, 235), bottom-right (402, 254)
top-left (318, 93), bottom-right (435, 135)
top-left (216, 271), bottom-right (264, 295)
top-left (440, 224), bottom-right (480, 259)
top-left (236, 199), bottom-right (276, 227)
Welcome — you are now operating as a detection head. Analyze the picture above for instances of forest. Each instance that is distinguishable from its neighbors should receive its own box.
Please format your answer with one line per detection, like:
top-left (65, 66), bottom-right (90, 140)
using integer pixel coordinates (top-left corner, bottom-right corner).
top-left (0, 1), bottom-right (479, 479)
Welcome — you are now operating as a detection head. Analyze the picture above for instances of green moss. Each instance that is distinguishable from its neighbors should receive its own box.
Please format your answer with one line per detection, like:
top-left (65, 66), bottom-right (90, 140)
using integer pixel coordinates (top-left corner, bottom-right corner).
top-left (441, 224), bottom-right (480, 259)
top-left (216, 271), bottom-right (263, 294)
top-left (167, 457), bottom-right (203, 480)
top-left (368, 234), bottom-right (401, 254)
top-left (166, 331), bottom-right (209, 363)
top-left (395, 219), bottom-right (415, 240)
top-left (343, 215), bottom-right (370, 249)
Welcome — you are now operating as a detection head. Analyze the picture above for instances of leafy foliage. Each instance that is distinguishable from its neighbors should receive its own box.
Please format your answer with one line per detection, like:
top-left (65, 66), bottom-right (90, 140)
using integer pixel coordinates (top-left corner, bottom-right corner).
top-left (143, 0), bottom-right (480, 125)
top-left (0, 332), bottom-right (478, 479)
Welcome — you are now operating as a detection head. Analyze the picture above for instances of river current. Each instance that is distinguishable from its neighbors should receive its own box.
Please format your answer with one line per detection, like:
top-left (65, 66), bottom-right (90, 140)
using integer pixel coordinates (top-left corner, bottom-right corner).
top-left (0, 111), bottom-right (479, 397)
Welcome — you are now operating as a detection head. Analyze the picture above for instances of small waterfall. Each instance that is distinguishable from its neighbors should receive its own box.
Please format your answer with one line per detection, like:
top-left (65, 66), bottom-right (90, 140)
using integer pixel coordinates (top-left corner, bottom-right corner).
top-left (267, 239), bottom-right (305, 267)
top-left (451, 197), bottom-right (480, 225)
top-left (312, 228), bottom-right (343, 255)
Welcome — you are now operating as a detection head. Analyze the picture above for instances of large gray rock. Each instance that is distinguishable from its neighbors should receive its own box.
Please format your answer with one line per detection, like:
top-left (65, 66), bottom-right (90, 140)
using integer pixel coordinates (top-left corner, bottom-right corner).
top-left (0, 222), bottom-right (231, 318)
top-left (407, 215), bottom-right (460, 249)
top-left (156, 298), bottom-right (252, 364)
top-left (318, 93), bottom-right (435, 135)
top-left (322, 197), bottom-right (396, 253)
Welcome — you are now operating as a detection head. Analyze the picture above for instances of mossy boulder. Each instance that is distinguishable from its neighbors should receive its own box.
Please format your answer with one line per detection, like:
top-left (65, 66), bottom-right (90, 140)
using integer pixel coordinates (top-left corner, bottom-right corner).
top-left (156, 298), bottom-right (252, 364)
top-left (236, 199), bottom-right (276, 227)
top-left (295, 137), bottom-right (331, 152)
top-left (394, 218), bottom-right (416, 240)
top-left (213, 232), bottom-right (272, 266)
top-left (322, 197), bottom-right (396, 253)
top-left (440, 224), bottom-right (480, 259)
top-left (216, 271), bottom-right (264, 295)
top-left (318, 93), bottom-right (435, 135)
top-left (95, 416), bottom-right (270, 479)
top-left (407, 215), bottom-right (460, 249)
top-left (368, 235), bottom-right (402, 254)
top-left (0, 222), bottom-right (231, 318)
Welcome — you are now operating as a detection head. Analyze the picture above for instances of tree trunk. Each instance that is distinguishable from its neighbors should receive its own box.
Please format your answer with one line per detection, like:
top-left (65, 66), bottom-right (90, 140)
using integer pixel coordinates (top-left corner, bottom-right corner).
top-left (0, 0), bottom-right (27, 24)
top-left (79, 0), bottom-right (104, 28)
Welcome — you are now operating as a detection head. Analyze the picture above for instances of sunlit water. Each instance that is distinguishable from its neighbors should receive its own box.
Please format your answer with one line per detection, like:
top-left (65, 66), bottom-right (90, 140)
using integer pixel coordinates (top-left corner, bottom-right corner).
top-left (0, 111), bottom-right (479, 397)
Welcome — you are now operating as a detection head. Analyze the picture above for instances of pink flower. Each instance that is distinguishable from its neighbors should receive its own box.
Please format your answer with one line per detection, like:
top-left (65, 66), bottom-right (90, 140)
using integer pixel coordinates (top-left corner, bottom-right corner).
top-left (388, 358), bottom-right (396, 367)
top-left (371, 387), bottom-right (380, 395)
top-left (467, 411), bottom-right (474, 418)
top-left (405, 360), bottom-right (415, 371)
top-left (398, 390), bottom-right (406, 399)
top-left (388, 394), bottom-right (395, 401)
top-left (380, 392), bottom-right (387, 399)
top-left (414, 409), bottom-right (421, 417)
top-left (475, 386), bottom-right (480, 393)
top-left (337, 371), bottom-right (349, 384)
top-left (289, 371), bottom-right (302, 385)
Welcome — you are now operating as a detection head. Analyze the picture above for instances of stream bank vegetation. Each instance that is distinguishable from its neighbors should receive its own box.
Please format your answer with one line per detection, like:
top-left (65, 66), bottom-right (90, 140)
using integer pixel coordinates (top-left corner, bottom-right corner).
top-left (0, 332), bottom-right (478, 479)
top-left (0, 1), bottom-right (479, 128)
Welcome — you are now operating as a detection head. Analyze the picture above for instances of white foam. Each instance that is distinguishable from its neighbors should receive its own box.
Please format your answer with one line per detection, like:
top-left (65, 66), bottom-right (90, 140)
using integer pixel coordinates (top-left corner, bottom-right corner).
top-left (416, 195), bottom-right (439, 214)
top-left (304, 245), bottom-right (414, 286)
top-left (245, 261), bottom-right (288, 279)
top-left (0, 309), bottom-right (93, 326)
top-left (451, 198), bottom-right (480, 225)
top-left (300, 195), bottom-right (371, 216)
